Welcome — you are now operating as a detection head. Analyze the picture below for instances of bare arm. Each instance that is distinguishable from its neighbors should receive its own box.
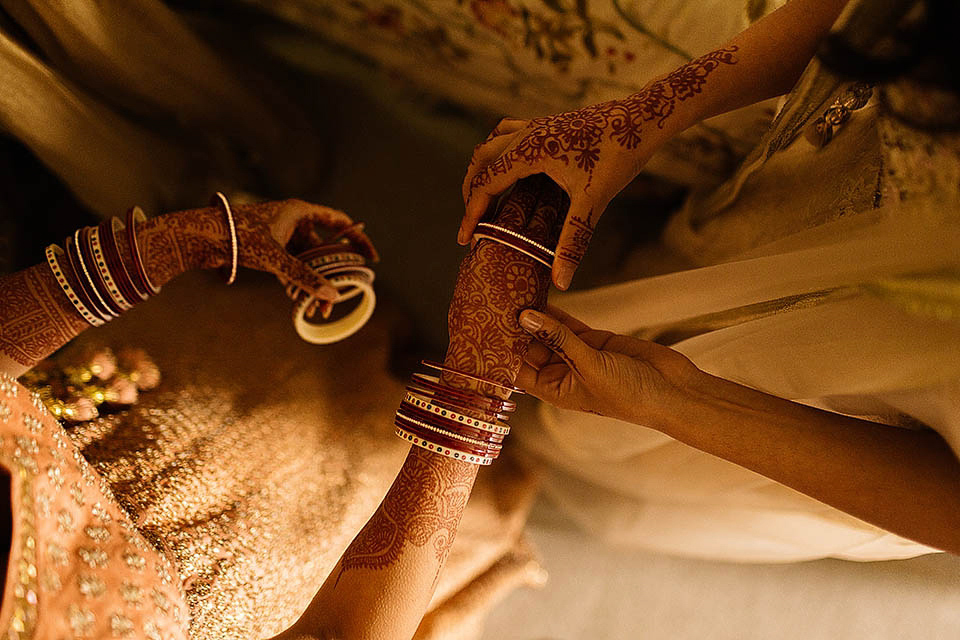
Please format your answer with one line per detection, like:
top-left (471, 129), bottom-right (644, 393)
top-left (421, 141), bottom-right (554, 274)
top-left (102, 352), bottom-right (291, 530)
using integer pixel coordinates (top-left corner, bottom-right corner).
top-left (517, 309), bottom-right (960, 555)
top-left (280, 176), bottom-right (563, 640)
top-left (672, 372), bottom-right (960, 554)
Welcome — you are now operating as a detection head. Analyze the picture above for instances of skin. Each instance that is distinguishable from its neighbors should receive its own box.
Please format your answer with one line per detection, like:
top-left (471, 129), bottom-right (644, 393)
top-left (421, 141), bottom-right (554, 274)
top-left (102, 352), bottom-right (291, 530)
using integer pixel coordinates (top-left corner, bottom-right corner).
top-left (461, 0), bottom-right (853, 290)
top-left (0, 199), bottom-right (377, 378)
top-left (276, 175), bottom-right (562, 640)
top-left (0, 180), bottom-right (561, 640)
top-left (516, 307), bottom-right (960, 555)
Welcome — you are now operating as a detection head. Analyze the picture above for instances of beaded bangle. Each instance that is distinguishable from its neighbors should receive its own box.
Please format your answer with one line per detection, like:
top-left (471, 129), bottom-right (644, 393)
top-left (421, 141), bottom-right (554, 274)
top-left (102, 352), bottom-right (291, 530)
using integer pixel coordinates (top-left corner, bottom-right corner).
top-left (394, 425), bottom-right (495, 466)
top-left (126, 207), bottom-right (161, 295)
top-left (213, 192), bottom-right (238, 285)
top-left (397, 424), bottom-right (500, 462)
top-left (45, 245), bottom-right (104, 327)
top-left (100, 218), bottom-right (147, 305)
top-left (71, 229), bottom-right (116, 321)
top-left (395, 414), bottom-right (500, 457)
top-left (409, 374), bottom-right (516, 413)
top-left (63, 235), bottom-right (107, 323)
top-left (402, 392), bottom-right (510, 435)
top-left (395, 408), bottom-right (501, 448)
top-left (79, 227), bottom-right (123, 317)
top-left (421, 360), bottom-right (523, 394)
top-left (398, 410), bottom-right (505, 451)
top-left (90, 226), bottom-right (133, 312)
top-left (474, 222), bottom-right (555, 268)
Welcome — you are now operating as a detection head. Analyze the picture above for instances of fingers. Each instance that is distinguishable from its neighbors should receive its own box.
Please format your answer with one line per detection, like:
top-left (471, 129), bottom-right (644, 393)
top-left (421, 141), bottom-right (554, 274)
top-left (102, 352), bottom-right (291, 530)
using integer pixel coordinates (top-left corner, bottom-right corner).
top-left (274, 252), bottom-right (338, 302)
top-left (552, 199), bottom-right (599, 290)
top-left (462, 120), bottom-right (528, 205)
top-left (460, 153), bottom-right (537, 245)
top-left (518, 309), bottom-right (597, 377)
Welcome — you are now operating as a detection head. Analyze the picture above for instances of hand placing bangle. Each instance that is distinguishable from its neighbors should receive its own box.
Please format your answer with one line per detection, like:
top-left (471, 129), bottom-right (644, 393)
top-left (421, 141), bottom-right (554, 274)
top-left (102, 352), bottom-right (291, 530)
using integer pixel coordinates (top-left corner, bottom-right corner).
top-left (516, 305), bottom-right (703, 428)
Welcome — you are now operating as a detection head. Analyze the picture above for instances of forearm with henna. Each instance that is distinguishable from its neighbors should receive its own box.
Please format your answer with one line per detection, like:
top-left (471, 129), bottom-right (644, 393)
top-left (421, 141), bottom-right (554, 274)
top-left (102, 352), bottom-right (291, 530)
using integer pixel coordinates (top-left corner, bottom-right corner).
top-left (296, 177), bottom-right (563, 640)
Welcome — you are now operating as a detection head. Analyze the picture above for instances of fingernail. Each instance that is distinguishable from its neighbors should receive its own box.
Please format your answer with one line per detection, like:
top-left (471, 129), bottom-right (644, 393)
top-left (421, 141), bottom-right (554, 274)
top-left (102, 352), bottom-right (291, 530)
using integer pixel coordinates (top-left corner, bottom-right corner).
top-left (519, 310), bottom-right (543, 332)
top-left (321, 302), bottom-right (333, 319)
top-left (555, 265), bottom-right (573, 291)
top-left (457, 227), bottom-right (467, 245)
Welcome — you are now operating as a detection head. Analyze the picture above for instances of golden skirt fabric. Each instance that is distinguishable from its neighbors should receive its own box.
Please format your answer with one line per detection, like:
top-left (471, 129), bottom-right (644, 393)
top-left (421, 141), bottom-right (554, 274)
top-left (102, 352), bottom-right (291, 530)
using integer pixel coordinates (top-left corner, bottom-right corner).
top-left (53, 273), bottom-right (540, 640)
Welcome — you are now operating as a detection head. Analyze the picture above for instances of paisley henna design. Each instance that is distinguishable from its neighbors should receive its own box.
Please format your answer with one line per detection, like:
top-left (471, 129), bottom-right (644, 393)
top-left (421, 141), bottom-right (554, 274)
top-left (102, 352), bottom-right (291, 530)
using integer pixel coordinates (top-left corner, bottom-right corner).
top-left (470, 47), bottom-right (739, 194)
top-left (338, 447), bottom-right (475, 577)
top-left (336, 176), bottom-right (563, 583)
top-left (0, 266), bottom-right (87, 367)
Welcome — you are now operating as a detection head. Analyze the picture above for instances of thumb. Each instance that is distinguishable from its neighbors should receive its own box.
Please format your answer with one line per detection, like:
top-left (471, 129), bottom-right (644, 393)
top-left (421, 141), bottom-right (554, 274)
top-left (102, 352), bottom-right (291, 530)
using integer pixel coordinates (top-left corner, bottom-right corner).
top-left (519, 309), bottom-right (596, 376)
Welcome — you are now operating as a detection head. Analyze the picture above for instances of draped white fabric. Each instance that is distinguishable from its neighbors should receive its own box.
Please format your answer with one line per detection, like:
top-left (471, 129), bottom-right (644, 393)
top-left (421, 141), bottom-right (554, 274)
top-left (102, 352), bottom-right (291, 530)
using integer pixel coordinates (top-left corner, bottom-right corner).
top-left (521, 206), bottom-right (960, 562)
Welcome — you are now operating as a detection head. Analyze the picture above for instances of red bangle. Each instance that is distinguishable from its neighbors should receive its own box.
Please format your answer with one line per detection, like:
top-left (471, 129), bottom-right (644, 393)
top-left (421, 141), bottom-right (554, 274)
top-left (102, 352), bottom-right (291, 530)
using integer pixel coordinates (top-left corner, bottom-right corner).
top-left (126, 207), bottom-right (160, 295)
top-left (100, 218), bottom-right (147, 305)
top-left (397, 404), bottom-right (505, 444)
top-left (473, 222), bottom-right (555, 268)
top-left (395, 414), bottom-right (499, 457)
top-left (80, 227), bottom-right (124, 317)
top-left (421, 360), bottom-right (523, 394)
top-left (394, 425), bottom-right (496, 466)
top-left (66, 231), bottom-right (112, 321)
top-left (409, 374), bottom-right (516, 413)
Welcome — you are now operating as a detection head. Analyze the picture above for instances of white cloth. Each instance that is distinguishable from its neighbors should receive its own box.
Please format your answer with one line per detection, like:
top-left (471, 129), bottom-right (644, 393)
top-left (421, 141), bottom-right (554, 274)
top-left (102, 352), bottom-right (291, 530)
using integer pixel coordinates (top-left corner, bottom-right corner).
top-left (521, 208), bottom-right (959, 562)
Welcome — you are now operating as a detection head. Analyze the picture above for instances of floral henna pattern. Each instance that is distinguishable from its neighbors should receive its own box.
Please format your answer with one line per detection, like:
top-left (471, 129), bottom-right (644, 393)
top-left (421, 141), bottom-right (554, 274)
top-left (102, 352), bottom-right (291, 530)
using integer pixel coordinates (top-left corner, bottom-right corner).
top-left (338, 447), bottom-right (475, 576)
top-left (470, 46), bottom-right (739, 193)
top-left (0, 266), bottom-right (87, 366)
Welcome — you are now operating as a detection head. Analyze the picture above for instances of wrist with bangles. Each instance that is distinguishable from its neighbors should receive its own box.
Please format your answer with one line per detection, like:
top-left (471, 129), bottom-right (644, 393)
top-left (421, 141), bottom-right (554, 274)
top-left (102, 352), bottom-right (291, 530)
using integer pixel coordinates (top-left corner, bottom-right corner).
top-left (393, 360), bottom-right (522, 466)
top-left (46, 193), bottom-right (378, 346)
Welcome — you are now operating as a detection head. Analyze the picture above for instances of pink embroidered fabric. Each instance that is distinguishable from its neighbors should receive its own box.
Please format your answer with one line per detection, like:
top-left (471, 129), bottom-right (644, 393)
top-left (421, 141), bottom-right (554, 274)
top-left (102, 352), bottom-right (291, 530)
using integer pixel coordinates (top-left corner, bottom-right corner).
top-left (0, 373), bottom-right (188, 639)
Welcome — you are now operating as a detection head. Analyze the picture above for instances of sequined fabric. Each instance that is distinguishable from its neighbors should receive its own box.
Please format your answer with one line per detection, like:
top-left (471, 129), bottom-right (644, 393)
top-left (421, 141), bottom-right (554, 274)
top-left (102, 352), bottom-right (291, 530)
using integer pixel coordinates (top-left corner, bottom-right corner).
top-left (0, 372), bottom-right (188, 639)
top-left (53, 273), bottom-right (539, 640)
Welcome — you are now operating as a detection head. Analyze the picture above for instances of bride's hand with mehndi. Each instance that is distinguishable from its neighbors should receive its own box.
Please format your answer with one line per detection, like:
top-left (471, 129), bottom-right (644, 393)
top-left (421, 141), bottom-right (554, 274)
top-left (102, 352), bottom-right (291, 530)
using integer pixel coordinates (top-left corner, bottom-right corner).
top-left (145, 198), bottom-right (377, 303)
top-left (516, 305), bottom-right (702, 427)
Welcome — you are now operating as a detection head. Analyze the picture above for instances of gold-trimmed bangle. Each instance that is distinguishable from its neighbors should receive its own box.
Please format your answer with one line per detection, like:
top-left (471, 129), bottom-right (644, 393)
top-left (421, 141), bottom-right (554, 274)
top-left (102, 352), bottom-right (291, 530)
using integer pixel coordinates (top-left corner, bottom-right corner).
top-left (127, 207), bottom-right (161, 295)
top-left (395, 408), bottom-right (502, 448)
top-left (421, 360), bottom-right (523, 394)
top-left (89, 226), bottom-right (133, 311)
top-left (394, 426), bottom-right (496, 466)
top-left (402, 392), bottom-right (510, 435)
top-left (213, 192), bottom-right (239, 285)
top-left (473, 232), bottom-right (554, 268)
top-left (73, 229), bottom-right (117, 320)
top-left (475, 222), bottom-right (556, 257)
top-left (45, 245), bottom-right (104, 327)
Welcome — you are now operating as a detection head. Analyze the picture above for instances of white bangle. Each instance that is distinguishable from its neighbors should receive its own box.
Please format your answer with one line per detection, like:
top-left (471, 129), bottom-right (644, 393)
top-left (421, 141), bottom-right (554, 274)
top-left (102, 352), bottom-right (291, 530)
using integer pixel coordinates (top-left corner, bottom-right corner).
top-left (73, 229), bottom-right (117, 320)
top-left (214, 192), bottom-right (239, 286)
top-left (293, 277), bottom-right (376, 344)
top-left (46, 245), bottom-right (104, 326)
top-left (394, 426), bottom-right (495, 466)
top-left (402, 392), bottom-right (510, 435)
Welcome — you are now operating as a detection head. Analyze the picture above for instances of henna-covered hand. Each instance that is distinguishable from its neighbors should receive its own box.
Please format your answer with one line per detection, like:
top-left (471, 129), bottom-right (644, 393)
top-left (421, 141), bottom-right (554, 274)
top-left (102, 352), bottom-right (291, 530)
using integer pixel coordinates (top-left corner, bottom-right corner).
top-left (446, 174), bottom-right (565, 394)
top-left (140, 198), bottom-right (378, 303)
top-left (460, 46), bottom-right (739, 289)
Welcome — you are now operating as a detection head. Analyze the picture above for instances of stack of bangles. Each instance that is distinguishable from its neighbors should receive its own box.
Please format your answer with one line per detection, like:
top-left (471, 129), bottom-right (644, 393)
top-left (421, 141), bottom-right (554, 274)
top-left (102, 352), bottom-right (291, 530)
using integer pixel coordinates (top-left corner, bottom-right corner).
top-left (285, 234), bottom-right (376, 344)
top-left (394, 360), bottom-right (522, 466)
top-left (472, 222), bottom-right (555, 268)
top-left (45, 207), bottom-right (159, 326)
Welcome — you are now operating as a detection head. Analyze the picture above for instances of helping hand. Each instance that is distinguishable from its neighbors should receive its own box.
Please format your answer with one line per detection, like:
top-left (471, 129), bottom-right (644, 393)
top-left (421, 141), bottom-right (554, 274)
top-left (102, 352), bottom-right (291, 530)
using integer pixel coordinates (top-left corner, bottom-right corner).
top-left (459, 96), bottom-right (662, 290)
top-left (516, 306), bottom-right (702, 427)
